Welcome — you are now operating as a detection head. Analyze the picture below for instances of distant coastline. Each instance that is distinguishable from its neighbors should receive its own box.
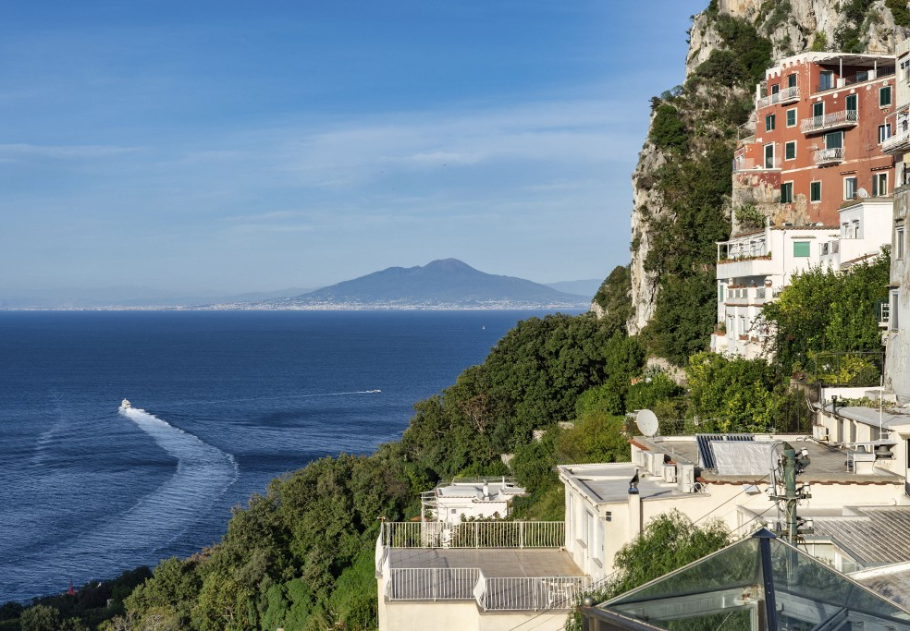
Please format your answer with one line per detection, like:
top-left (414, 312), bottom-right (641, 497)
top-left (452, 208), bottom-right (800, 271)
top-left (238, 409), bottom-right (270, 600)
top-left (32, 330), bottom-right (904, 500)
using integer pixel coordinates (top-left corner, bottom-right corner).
top-left (0, 302), bottom-right (589, 312)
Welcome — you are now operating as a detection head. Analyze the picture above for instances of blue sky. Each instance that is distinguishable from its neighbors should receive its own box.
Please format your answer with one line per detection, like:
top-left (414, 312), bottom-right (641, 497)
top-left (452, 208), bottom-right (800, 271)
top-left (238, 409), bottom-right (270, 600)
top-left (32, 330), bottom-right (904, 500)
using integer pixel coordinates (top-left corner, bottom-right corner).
top-left (0, 0), bottom-right (707, 297)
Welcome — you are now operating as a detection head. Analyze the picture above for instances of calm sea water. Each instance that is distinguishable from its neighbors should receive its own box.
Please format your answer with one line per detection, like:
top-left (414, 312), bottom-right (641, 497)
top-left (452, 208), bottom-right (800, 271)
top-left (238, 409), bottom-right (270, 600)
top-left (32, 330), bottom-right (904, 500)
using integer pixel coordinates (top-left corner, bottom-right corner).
top-left (0, 310), bottom-right (571, 602)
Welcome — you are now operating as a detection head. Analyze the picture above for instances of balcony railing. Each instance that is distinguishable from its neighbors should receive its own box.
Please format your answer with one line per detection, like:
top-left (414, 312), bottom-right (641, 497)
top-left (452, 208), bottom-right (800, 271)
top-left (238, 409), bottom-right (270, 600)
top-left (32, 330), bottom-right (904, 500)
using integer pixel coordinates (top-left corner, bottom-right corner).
top-left (883, 128), bottom-right (910, 154)
top-left (733, 157), bottom-right (781, 171)
top-left (815, 67), bottom-right (894, 93)
top-left (757, 86), bottom-right (800, 109)
top-left (382, 520), bottom-right (565, 549)
top-left (385, 568), bottom-right (590, 610)
top-left (814, 147), bottom-right (844, 165)
top-left (801, 110), bottom-right (858, 134)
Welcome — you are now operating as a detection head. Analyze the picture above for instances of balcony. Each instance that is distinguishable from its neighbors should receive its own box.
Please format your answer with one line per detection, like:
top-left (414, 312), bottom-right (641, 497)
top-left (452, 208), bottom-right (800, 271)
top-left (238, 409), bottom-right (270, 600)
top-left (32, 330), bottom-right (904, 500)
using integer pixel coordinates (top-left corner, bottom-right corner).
top-left (801, 110), bottom-right (858, 134)
top-left (733, 156), bottom-right (781, 172)
top-left (814, 147), bottom-right (845, 165)
top-left (725, 286), bottom-right (770, 306)
top-left (814, 67), bottom-right (895, 94)
top-left (883, 128), bottom-right (910, 154)
top-left (376, 521), bottom-right (590, 612)
top-left (756, 86), bottom-right (800, 109)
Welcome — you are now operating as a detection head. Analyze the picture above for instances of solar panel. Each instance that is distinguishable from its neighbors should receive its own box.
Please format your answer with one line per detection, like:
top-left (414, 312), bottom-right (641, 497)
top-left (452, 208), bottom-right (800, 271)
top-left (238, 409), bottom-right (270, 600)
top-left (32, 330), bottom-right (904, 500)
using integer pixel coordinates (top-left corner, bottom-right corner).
top-left (696, 434), bottom-right (755, 470)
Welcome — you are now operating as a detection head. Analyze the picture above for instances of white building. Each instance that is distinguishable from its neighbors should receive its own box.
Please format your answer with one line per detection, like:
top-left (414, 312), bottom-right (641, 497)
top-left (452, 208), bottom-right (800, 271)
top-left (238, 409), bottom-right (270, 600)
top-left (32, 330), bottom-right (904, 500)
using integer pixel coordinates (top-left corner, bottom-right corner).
top-left (422, 478), bottom-right (526, 525)
top-left (819, 198), bottom-right (893, 271)
top-left (559, 430), bottom-right (910, 579)
top-left (712, 224), bottom-right (839, 358)
top-left (884, 40), bottom-right (910, 403)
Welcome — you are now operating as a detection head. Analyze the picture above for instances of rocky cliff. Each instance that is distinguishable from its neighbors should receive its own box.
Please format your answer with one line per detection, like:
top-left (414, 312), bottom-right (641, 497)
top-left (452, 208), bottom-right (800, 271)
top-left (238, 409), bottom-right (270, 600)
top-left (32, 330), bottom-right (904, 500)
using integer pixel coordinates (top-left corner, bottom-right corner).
top-left (628, 0), bottom-right (909, 339)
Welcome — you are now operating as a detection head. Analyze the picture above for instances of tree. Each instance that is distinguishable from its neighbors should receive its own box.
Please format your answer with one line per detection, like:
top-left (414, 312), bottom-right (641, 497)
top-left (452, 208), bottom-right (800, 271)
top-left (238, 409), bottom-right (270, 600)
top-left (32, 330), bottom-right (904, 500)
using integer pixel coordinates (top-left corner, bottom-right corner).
top-left (20, 605), bottom-right (61, 631)
top-left (686, 352), bottom-right (783, 432)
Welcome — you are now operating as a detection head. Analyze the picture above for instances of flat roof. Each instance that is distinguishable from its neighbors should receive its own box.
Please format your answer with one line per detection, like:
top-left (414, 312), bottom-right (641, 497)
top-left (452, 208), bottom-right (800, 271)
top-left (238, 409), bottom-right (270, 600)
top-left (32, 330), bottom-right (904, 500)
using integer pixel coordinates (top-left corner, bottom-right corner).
top-left (388, 548), bottom-right (585, 577)
top-left (557, 462), bottom-right (694, 505)
top-left (634, 435), bottom-right (903, 484)
top-left (822, 404), bottom-right (910, 430)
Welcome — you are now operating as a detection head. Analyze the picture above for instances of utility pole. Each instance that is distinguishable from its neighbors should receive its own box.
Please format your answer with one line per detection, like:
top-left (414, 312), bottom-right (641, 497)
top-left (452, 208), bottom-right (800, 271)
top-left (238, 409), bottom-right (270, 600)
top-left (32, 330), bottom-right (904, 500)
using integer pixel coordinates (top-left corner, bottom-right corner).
top-left (771, 442), bottom-right (812, 545)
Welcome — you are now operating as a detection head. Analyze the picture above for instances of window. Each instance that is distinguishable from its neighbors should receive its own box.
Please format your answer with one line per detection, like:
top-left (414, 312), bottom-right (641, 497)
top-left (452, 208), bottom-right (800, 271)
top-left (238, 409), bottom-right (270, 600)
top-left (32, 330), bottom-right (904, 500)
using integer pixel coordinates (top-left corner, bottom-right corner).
top-left (788, 73), bottom-right (797, 88)
top-left (819, 71), bottom-right (834, 91)
top-left (784, 141), bottom-right (796, 160)
top-left (844, 176), bottom-right (858, 200)
top-left (852, 220), bottom-right (860, 239)
top-left (898, 226), bottom-right (905, 260)
top-left (780, 182), bottom-right (793, 203)
top-left (793, 241), bottom-right (811, 257)
top-left (846, 94), bottom-right (858, 114)
top-left (874, 172), bottom-right (888, 197)
top-left (842, 223), bottom-right (850, 237)
top-left (765, 114), bottom-right (776, 131)
top-left (822, 242), bottom-right (830, 255)
top-left (903, 58), bottom-right (910, 83)
top-left (810, 181), bottom-right (822, 202)
top-left (891, 290), bottom-right (900, 331)
top-left (764, 143), bottom-right (775, 169)
top-left (826, 131), bottom-right (843, 149)
top-left (719, 284), bottom-right (724, 303)
top-left (881, 86), bottom-right (893, 107)
top-left (880, 124), bottom-right (893, 143)
top-left (813, 101), bottom-right (824, 118)
top-left (786, 108), bottom-right (797, 127)
top-left (771, 84), bottom-right (780, 95)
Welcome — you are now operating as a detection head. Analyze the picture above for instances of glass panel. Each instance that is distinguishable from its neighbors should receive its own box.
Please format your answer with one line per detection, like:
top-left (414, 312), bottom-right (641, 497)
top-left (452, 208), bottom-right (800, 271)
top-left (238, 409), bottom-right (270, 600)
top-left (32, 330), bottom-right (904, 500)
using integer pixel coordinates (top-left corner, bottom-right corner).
top-left (820, 72), bottom-right (833, 91)
top-left (607, 539), bottom-right (761, 607)
top-left (768, 539), bottom-right (910, 624)
top-left (793, 241), bottom-right (810, 257)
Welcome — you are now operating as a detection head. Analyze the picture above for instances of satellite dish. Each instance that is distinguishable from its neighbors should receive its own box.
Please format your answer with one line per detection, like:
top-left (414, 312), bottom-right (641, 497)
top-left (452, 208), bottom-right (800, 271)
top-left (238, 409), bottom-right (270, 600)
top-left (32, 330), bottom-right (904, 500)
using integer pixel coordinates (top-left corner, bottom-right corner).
top-left (636, 409), bottom-right (659, 437)
top-left (858, 188), bottom-right (869, 199)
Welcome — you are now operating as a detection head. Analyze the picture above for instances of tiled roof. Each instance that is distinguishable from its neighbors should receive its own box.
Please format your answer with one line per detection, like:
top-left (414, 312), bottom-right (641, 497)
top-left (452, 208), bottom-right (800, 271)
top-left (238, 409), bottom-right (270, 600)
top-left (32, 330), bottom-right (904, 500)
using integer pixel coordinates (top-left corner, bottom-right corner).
top-left (814, 507), bottom-right (910, 565)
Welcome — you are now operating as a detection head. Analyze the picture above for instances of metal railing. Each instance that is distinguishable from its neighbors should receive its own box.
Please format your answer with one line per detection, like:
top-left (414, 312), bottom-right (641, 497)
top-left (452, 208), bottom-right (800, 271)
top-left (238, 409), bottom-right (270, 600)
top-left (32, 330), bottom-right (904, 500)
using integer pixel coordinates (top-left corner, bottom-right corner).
top-left (733, 157), bottom-right (781, 171)
top-left (814, 147), bottom-right (844, 165)
top-left (883, 128), bottom-right (910, 153)
top-left (386, 567), bottom-right (480, 601)
top-left (480, 576), bottom-right (591, 611)
top-left (382, 521), bottom-right (565, 549)
top-left (757, 86), bottom-right (800, 109)
top-left (801, 110), bottom-right (858, 133)
top-left (384, 567), bottom-right (590, 611)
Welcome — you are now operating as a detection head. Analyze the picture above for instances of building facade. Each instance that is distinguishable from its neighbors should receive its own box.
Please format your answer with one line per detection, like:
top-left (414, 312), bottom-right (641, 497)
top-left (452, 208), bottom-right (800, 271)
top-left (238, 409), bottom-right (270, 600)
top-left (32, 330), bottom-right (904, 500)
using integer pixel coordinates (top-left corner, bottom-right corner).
top-left (885, 41), bottom-right (910, 403)
top-left (712, 224), bottom-right (839, 358)
top-left (735, 52), bottom-right (896, 227)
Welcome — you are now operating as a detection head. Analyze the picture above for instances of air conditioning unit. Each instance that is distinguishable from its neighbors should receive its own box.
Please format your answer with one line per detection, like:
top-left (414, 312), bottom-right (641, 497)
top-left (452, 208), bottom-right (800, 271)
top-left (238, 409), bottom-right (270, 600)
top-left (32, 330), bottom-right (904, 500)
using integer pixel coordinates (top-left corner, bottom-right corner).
top-left (677, 464), bottom-right (696, 494)
top-left (646, 452), bottom-right (664, 477)
top-left (814, 425), bottom-right (830, 442)
top-left (662, 464), bottom-right (677, 483)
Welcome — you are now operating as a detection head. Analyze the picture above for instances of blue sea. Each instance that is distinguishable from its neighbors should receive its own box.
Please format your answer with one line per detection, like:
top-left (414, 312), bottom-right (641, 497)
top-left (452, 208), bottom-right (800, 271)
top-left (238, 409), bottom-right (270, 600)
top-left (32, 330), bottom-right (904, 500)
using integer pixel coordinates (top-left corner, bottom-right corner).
top-left (0, 310), bottom-right (570, 602)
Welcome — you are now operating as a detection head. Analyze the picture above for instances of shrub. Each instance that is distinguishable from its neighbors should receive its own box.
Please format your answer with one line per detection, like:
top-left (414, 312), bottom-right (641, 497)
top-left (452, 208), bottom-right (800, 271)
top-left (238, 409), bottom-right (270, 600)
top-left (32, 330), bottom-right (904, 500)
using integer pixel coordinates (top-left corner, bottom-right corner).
top-left (649, 105), bottom-right (688, 152)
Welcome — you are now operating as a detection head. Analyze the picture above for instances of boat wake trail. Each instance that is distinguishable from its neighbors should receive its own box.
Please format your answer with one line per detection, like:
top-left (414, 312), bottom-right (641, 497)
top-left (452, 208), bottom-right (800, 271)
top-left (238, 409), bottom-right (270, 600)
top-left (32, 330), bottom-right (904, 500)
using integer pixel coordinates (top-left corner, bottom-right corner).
top-left (7, 408), bottom-right (238, 584)
top-left (165, 389), bottom-right (382, 407)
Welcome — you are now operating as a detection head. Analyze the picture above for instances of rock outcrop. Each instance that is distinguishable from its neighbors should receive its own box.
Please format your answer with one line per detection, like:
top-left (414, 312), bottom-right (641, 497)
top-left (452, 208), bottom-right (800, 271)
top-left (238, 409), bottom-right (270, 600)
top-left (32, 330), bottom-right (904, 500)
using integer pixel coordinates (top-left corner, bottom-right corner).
top-left (628, 0), bottom-right (909, 335)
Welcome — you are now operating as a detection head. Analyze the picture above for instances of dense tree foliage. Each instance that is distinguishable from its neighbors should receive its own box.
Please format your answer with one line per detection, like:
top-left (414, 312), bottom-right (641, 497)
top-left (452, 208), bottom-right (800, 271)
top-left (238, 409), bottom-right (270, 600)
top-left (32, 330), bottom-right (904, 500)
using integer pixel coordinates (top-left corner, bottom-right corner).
top-left (592, 265), bottom-right (633, 333)
top-left (760, 253), bottom-right (889, 374)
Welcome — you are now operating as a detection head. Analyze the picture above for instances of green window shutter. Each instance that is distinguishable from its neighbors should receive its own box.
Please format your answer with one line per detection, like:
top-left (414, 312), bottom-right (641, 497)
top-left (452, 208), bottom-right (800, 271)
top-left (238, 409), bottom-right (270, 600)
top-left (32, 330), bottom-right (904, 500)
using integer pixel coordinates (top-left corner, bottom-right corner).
top-left (810, 182), bottom-right (821, 202)
top-left (785, 142), bottom-right (795, 160)
top-left (881, 86), bottom-right (892, 107)
top-left (787, 110), bottom-right (796, 126)
top-left (780, 183), bottom-right (793, 203)
top-left (793, 241), bottom-right (810, 257)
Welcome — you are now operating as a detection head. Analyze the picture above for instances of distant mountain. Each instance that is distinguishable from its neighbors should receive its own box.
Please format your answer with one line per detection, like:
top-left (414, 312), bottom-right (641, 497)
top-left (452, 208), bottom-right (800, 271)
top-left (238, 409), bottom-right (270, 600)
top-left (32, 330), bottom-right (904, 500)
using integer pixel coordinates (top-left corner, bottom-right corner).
top-left (245, 259), bottom-right (589, 310)
top-left (0, 286), bottom-right (316, 310)
top-left (545, 279), bottom-right (602, 298)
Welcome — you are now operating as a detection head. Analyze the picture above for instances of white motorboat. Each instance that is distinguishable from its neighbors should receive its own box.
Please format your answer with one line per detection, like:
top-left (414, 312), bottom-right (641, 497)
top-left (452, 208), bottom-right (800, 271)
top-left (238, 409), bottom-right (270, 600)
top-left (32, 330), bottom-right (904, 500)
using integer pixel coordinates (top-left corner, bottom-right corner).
top-left (120, 399), bottom-right (132, 410)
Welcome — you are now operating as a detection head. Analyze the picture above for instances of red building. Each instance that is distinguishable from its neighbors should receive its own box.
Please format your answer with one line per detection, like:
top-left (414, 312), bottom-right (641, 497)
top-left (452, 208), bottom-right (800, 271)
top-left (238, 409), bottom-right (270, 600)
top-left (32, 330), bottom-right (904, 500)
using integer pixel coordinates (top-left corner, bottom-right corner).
top-left (734, 52), bottom-right (896, 228)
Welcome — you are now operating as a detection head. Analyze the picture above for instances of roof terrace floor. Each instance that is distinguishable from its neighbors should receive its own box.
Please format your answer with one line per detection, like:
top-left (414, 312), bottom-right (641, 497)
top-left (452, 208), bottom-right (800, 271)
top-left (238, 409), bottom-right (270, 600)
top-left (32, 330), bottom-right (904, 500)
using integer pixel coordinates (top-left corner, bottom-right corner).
top-left (388, 548), bottom-right (585, 577)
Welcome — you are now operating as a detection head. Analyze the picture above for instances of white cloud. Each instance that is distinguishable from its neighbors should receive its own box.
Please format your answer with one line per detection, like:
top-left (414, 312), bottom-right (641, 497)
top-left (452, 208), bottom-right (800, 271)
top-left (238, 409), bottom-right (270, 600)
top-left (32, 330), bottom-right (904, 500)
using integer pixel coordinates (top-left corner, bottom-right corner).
top-left (0, 143), bottom-right (140, 160)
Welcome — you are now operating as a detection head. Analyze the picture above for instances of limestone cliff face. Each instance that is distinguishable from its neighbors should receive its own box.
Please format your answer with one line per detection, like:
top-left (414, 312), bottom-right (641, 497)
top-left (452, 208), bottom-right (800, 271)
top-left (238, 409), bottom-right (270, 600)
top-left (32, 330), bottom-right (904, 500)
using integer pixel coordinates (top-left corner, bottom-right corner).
top-left (628, 0), bottom-right (908, 335)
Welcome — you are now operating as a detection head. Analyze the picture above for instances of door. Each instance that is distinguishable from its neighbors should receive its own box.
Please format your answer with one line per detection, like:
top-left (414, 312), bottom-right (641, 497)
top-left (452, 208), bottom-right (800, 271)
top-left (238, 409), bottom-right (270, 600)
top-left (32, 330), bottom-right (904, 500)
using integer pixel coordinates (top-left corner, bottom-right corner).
top-left (820, 71), bottom-right (834, 91)
top-left (846, 94), bottom-right (858, 123)
top-left (813, 102), bottom-right (824, 127)
top-left (765, 143), bottom-right (775, 169)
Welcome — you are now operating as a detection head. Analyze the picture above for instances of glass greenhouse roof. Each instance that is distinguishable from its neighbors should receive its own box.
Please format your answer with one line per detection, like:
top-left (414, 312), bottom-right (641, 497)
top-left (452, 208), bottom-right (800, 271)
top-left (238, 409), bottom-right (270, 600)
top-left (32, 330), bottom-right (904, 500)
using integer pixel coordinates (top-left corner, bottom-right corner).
top-left (596, 529), bottom-right (910, 630)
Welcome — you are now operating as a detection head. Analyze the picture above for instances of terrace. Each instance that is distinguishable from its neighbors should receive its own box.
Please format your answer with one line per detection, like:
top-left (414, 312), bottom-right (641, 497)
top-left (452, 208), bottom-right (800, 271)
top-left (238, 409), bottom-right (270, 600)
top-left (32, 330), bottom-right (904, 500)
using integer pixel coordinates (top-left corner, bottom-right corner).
top-left (376, 520), bottom-right (590, 612)
top-left (756, 85), bottom-right (800, 109)
top-left (814, 146), bottom-right (845, 165)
